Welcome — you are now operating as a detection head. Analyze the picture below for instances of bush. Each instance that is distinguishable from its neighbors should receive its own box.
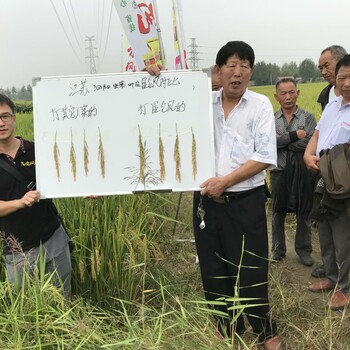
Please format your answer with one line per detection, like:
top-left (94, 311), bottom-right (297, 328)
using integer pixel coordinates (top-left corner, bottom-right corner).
top-left (14, 100), bottom-right (33, 114)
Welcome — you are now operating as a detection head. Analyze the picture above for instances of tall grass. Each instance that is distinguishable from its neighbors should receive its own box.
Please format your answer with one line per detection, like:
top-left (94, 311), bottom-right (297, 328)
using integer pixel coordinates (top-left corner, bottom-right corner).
top-left (6, 86), bottom-right (350, 349)
top-left (0, 266), bottom-right (256, 349)
top-left (14, 112), bottom-right (34, 140)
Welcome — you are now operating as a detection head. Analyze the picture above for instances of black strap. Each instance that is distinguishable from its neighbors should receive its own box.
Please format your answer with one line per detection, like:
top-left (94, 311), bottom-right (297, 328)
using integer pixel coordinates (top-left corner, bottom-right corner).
top-left (0, 158), bottom-right (36, 190)
top-left (0, 158), bottom-right (59, 214)
top-left (0, 157), bottom-right (73, 251)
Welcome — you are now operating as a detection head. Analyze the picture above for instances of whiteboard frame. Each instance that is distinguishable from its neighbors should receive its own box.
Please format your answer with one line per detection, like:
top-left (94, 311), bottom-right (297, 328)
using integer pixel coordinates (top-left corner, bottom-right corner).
top-left (33, 70), bottom-right (215, 198)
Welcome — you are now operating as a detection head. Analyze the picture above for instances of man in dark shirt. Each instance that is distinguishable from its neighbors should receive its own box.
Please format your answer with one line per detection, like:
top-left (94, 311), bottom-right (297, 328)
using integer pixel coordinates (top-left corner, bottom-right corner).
top-left (0, 94), bottom-right (72, 298)
top-left (271, 78), bottom-right (317, 266)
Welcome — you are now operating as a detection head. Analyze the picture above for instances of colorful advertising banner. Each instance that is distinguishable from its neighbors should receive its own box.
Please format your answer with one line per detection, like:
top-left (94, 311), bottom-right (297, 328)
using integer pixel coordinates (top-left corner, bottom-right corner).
top-left (173, 0), bottom-right (188, 69)
top-left (114, 0), bottom-right (161, 70)
top-left (124, 37), bottom-right (137, 72)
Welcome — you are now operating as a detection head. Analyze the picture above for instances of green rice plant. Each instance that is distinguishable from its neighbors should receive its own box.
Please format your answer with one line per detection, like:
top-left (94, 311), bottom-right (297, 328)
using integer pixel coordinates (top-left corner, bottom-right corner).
top-left (112, 273), bottom-right (254, 350)
top-left (0, 270), bottom-right (140, 349)
top-left (14, 112), bottom-right (34, 140)
top-left (14, 100), bottom-right (33, 113)
top-left (53, 193), bottom-right (171, 307)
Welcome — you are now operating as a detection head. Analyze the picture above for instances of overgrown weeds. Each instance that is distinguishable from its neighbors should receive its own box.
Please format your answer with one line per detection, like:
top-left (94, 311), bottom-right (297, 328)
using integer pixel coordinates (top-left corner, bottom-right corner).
top-left (8, 100), bottom-right (350, 349)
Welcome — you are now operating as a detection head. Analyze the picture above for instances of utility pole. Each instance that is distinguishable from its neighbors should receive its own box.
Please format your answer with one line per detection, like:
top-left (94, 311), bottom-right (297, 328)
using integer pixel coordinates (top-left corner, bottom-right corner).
top-left (187, 38), bottom-right (200, 69)
top-left (85, 36), bottom-right (98, 74)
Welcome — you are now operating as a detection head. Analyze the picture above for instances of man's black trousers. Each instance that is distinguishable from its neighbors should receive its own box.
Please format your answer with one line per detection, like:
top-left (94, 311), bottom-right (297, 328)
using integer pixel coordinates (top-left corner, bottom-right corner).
top-left (193, 186), bottom-right (277, 342)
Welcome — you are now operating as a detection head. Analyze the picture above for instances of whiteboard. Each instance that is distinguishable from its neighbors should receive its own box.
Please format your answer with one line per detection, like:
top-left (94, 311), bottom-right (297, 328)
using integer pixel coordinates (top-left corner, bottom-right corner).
top-left (33, 70), bottom-right (215, 198)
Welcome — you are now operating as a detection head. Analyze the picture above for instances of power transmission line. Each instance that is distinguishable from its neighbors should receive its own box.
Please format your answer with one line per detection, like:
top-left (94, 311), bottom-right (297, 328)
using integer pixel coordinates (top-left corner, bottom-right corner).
top-left (96, 0), bottom-right (101, 45)
top-left (100, 0), bottom-right (114, 63)
top-left (98, 0), bottom-right (106, 53)
top-left (49, 0), bottom-right (83, 63)
top-left (61, 0), bottom-right (83, 53)
top-left (68, 0), bottom-right (84, 43)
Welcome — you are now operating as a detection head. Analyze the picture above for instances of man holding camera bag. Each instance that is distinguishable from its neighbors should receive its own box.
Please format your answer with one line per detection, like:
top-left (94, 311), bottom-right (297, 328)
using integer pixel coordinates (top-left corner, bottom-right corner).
top-left (0, 94), bottom-right (72, 299)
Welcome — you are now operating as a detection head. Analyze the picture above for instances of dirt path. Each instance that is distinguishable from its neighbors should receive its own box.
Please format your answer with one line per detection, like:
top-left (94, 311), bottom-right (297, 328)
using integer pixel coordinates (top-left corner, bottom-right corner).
top-left (266, 211), bottom-right (334, 309)
top-left (268, 212), bottom-right (322, 285)
top-left (169, 194), bottom-right (350, 348)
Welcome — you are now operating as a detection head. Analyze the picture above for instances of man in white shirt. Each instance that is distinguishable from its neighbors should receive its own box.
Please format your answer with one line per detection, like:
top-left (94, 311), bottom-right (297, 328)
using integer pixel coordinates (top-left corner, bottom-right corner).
top-left (317, 45), bottom-right (347, 110)
top-left (146, 41), bottom-right (282, 350)
top-left (311, 45), bottom-right (347, 279)
top-left (305, 54), bottom-right (350, 311)
top-left (196, 41), bottom-right (282, 350)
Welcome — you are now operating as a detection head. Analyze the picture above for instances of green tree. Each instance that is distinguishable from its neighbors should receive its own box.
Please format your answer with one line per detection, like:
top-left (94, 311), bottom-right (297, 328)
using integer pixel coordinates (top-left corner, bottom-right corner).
top-left (299, 59), bottom-right (320, 82)
top-left (11, 86), bottom-right (17, 99)
top-left (5, 88), bottom-right (12, 98)
top-left (251, 62), bottom-right (281, 86)
top-left (19, 85), bottom-right (27, 100)
top-left (251, 61), bottom-right (270, 85)
top-left (267, 63), bottom-right (281, 85)
top-left (26, 84), bottom-right (33, 100)
top-left (280, 61), bottom-right (299, 77)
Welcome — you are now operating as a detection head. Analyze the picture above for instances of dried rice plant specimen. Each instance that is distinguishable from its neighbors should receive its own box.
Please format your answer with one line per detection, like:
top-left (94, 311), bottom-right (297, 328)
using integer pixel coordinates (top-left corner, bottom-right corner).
top-left (158, 124), bottom-right (166, 182)
top-left (191, 127), bottom-right (197, 180)
top-left (124, 125), bottom-right (161, 189)
top-left (53, 131), bottom-right (60, 181)
top-left (69, 129), bottom-right (77, 181)
top-left (98, 127), bottom-right (105, 178)
top-left (138, 125), bottom-right (146, 184)
top-left (174, 124), bottom-right (181, 182)
top-left (83, 130), bottom-right (89, 176)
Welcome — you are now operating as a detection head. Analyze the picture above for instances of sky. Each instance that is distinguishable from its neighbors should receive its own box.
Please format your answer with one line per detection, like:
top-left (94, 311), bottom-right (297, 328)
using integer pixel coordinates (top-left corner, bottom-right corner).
top-left (1, 0), bottom-right (349, 89)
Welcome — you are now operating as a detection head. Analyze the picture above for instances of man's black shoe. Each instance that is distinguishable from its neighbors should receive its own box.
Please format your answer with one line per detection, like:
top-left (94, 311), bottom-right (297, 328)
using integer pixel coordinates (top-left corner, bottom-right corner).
top-left (299, 255), bottom-right (314, 266)
top-left (311, 264), bottom-right (326, 278)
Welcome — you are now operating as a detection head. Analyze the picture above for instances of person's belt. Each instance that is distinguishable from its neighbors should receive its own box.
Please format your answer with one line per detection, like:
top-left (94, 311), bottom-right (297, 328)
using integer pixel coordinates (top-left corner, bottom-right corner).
top-left (211, 185), bottom-right (263, 204)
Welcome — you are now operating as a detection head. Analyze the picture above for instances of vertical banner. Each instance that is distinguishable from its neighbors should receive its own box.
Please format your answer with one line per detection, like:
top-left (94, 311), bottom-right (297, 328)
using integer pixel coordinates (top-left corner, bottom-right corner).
top-left (114, 0), bottom-right (161, 70)
top-left (173, 0), bottom-right (188, 70)
top-left (124, 33), bottom-right (137, 72)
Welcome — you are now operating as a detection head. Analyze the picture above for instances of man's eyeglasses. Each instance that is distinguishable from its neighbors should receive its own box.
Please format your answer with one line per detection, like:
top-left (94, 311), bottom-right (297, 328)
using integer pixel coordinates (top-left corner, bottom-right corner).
top-left (0, 113), bottom-right (14, 123)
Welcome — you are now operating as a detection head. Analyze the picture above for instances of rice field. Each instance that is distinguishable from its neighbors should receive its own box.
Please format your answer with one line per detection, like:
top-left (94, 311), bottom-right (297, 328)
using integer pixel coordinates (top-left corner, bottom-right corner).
top-left (251, 81), bottom-right (327, 121)
top-left (2, 82), bottom-right (349, 349)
